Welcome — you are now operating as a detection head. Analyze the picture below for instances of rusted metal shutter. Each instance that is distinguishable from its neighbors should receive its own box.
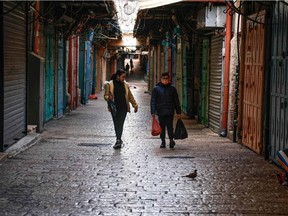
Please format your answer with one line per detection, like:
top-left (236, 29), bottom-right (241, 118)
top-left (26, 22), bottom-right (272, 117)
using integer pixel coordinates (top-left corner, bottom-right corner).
top-left (270, 2), bottom-right (288, 161)
top-left (242, 11), bottom-right (266, 154)
top-left (176, 38), bottom-right (183, 106)
top-left (148, 47), bottom-right (154, 91)
top-left (208, 36), bottom-right (223, 133)
top-left (2, 2), bottom-right (27, 150)
top-left (157, 44), bottom-right (161, 84)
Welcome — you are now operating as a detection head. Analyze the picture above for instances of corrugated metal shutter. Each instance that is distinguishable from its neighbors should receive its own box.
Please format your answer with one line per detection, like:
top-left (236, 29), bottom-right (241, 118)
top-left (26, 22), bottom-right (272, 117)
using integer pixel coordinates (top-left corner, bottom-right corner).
top-left (79, 40), bottom-right (85, 104)
top-left (182, 43), bottom-right (188, 114)
top-left (270, 2), bottom-right (288, 161)
top-left (72, 36), bottom-right (78, 110)
top-left (57, 39), bottom-right (64, 118)
top-left (208, 36), bottom-right (223, 133)
top-left (44, 34), bottom-right (54, 122)
top-left (148, 47), bottom-right (154, 91)
top-left (85, 41), bottom-right (92, 102)
top-left (3, 1), bottom-right (27, 149)
top-left (157, 44), bottom-right (161, 84)
top-left (172, 40), bottom-right (177, 87)
top-left (186, 45), bottom-right (194, 117)
top-left (200, 38), bottom-right (209, 126)
top-left (176, 38), bottom-right (183, 106)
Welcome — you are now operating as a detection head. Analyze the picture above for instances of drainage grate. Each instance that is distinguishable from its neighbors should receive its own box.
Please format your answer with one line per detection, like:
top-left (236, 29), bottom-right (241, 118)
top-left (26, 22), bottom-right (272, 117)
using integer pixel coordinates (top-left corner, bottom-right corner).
top-left (162, 156), bottom-right (195, 159)
top-left (78, 143), bottom-right (111, 147)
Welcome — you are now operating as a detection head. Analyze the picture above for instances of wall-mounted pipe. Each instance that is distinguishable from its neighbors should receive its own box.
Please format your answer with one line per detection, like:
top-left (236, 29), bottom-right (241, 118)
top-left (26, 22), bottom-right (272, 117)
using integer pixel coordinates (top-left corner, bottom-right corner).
top-left (220, 4), bottom-right (232, 137)
top-left (33, 0), bottom-right (39, 54)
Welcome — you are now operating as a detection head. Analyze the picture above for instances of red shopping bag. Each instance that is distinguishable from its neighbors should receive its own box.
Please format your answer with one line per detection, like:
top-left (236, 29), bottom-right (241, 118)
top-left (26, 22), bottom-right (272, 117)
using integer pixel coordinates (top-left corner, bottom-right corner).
top-left (151, 116), bottom-right (162, 136)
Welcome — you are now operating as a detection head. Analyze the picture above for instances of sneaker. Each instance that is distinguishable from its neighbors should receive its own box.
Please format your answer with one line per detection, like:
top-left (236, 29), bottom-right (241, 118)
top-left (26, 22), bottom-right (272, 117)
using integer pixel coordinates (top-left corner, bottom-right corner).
top-left (160, 141), bottom-right (166, 148)
top-left (169, 140), bottom-right (175, 149)
top-left (113, 139), bottom-right (122, 149)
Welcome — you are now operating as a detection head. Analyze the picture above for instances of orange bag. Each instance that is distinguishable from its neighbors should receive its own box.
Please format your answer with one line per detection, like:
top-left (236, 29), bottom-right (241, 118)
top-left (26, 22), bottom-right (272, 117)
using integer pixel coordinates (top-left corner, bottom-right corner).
top-left (151, 116), bottom-right (162, 136)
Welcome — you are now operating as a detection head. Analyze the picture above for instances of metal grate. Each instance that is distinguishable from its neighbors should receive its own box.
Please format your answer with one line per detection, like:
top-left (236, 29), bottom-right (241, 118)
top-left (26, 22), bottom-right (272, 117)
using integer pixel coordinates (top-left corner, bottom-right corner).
top-left (78, 143), bottom-right (111, 147)
top-left (162, 156), bottom-right (195, 159)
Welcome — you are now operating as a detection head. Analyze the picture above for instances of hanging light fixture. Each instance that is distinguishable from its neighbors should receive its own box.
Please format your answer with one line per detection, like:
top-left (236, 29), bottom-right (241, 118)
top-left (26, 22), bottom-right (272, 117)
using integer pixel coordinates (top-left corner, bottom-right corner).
top-left (114, 0), bottom-right (139, 33)
top-left (123, 0), bottom-right (136, 15)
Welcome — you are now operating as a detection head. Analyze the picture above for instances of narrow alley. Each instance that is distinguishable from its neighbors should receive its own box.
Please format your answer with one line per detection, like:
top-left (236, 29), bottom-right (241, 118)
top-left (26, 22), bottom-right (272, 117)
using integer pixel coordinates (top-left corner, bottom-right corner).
top-left (1, 67), bottom-right (288, 215)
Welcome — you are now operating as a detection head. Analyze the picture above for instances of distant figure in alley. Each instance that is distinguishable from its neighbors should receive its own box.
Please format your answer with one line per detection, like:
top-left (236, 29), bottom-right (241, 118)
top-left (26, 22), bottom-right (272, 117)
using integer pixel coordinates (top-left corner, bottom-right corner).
top-left (125, 63), bottom-right (130, 76)
top-left (130, 58), bottom-right (134, 73)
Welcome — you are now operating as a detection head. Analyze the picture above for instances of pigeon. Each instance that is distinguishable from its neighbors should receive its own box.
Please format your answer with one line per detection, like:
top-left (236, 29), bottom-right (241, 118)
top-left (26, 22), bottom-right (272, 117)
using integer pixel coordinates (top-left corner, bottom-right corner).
top-left (182, 170), bottom-right (197, 179)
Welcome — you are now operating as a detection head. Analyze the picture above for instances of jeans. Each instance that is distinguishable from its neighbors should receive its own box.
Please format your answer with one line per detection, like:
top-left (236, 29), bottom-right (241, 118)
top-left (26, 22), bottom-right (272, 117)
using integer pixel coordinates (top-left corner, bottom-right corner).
top-left (112, 109), bottom-right (127, 140)
top-left (158, 115), bottom-right (174, 141)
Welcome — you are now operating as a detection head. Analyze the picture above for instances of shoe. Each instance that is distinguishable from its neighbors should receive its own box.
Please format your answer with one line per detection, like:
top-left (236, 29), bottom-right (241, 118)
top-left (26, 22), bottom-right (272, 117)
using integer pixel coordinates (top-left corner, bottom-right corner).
top-left (113, 139), bottom-right (123, 149)
top-left (160, 141), bottom-right (166, 148)
top-left (169, 140), bottom-right (175, 149)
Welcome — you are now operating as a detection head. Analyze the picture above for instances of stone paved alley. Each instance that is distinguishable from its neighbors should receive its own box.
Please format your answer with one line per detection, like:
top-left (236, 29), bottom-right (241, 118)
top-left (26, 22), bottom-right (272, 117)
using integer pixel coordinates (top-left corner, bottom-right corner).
top-left (1, 74), bottom-right (288, 215)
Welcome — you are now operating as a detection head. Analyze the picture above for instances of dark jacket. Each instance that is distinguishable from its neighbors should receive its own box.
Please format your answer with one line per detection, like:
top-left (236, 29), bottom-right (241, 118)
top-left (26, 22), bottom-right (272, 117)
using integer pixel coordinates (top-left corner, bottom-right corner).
top-left (150, 82), bottom-right (181, 116)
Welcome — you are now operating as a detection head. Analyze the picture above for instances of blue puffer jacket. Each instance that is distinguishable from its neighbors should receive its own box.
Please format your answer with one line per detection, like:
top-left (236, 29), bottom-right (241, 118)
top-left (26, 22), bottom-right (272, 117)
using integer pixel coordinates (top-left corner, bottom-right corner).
top-left (150, 82), bottom-right (181, 116)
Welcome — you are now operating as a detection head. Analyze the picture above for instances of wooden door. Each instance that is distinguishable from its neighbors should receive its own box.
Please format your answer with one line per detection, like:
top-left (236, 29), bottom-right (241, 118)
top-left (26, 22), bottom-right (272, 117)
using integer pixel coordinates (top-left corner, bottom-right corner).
top-left (242, 11), bottom-right (266, 154)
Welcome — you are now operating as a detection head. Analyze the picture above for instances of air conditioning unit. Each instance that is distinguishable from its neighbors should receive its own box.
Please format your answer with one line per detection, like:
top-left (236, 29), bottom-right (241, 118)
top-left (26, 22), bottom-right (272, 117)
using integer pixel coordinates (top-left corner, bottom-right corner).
top-left (197, 6), bottom-right (226, 29)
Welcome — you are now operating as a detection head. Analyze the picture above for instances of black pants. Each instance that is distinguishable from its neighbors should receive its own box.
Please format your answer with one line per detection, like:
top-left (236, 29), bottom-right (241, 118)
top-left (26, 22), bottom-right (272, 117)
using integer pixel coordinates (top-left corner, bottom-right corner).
top-left (112, 109), bottom-right (127, 140)
top-left (158, 115), bottom-right (174, 141)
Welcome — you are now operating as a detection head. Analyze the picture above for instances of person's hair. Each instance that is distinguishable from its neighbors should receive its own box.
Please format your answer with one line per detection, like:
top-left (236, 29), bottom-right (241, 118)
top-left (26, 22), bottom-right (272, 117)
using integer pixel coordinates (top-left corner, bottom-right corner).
top-left (161, 72), bottom-right (170, 77)
top-left (116, 69), bottom-right (126, 76)
top-left (110, 69), bottom-right (126, 80)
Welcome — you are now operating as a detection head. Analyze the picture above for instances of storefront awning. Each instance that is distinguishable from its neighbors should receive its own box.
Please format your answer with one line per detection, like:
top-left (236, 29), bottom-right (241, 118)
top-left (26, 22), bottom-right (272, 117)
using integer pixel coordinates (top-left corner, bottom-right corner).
top-left (138, 0), bottom-right (182, 10)
top-left (138, 0), bottom-right (225, 10)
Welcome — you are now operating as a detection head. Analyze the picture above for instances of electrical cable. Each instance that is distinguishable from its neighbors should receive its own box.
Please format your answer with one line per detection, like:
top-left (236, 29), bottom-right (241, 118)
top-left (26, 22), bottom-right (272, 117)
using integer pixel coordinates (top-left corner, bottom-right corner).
top-left (0, 1), bottom-right (23, 16)
top-left (224, 0), bottom-right (265, 25)
top-left (70, 1), bottom-right (84, 15)
top-left (180, 6), bottom-right (198, 35)
top-left (27, 1), bottom-right (54, 25)
top-left (281, 0), bottom-right (288, 6)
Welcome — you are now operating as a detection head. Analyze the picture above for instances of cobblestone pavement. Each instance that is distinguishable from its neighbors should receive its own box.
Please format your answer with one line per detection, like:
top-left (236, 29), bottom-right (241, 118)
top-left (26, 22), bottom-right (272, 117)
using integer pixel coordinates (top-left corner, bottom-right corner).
top-left (1, 78), bottom-right (288, 216)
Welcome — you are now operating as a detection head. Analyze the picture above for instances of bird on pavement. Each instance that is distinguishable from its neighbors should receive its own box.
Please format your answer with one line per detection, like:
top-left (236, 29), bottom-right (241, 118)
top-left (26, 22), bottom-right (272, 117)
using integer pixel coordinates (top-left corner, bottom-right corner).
top-left (182, 170), bottom-right (197, 179)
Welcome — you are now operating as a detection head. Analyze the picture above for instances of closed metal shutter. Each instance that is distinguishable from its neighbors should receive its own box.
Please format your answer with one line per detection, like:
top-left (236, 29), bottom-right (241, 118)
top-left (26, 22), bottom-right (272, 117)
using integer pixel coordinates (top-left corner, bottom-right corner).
top-left (208, 36), bottom-right (224, 133)
top-left (270, 2), bottom-right (288, 161)
top-left (200, 38), bottom-right (209, 126)
top-left (3, 1), bottom-right (27, 149)
top-left (57, 39), bottom-right (64, 118)
top-left (176, 38), bottom-right (183, 106)
top-left (156, 45), bottom-right (161, 84)
top-left (186, 45), bottom-right (194, 117)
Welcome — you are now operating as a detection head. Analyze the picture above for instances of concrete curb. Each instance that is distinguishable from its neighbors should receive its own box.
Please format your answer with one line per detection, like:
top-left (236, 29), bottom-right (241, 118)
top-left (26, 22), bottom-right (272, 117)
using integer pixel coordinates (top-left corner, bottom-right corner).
top-left (0, 152), bottom-right (8, 161)
top-left (3, 133), bottom-right (41, 159)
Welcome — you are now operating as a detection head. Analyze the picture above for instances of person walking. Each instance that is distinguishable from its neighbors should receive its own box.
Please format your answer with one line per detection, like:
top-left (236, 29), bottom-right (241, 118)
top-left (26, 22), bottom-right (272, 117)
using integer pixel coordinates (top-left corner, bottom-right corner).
top-left (150, 72), bottom-right (181, 148)
top-left (125, 63), bottom-right (130, 76)
top-left (104, 69), bottom-right (138, 149)
top-left (129, 58), bottom-right (134, 73)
